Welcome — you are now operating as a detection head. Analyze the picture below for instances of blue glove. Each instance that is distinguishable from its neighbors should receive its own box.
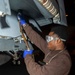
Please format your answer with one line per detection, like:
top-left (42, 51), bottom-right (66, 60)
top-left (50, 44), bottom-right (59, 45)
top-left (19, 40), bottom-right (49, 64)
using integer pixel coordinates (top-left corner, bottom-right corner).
top-left (17, 13), bottom-right (26, 25)
top-left (23, 49), bottom-right (33, 58)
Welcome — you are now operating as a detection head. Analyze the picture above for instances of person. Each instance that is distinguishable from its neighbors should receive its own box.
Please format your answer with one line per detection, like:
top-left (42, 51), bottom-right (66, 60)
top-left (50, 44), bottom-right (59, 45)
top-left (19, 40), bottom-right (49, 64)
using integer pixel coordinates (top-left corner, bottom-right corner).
top-left (17, 13), bottom-right (71, 75)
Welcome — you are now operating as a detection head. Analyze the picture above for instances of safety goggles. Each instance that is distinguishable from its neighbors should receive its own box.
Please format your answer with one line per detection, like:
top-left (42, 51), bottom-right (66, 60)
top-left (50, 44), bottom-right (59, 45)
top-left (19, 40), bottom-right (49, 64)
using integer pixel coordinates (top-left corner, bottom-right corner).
top-left (46, 35), bottom-right (66, 43)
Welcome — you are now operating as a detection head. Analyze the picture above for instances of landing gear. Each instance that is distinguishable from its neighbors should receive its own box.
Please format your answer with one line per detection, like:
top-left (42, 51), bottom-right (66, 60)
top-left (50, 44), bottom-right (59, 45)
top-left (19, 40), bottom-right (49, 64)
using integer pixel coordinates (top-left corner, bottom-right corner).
top-left (8, 51), bottom-right (23, 65)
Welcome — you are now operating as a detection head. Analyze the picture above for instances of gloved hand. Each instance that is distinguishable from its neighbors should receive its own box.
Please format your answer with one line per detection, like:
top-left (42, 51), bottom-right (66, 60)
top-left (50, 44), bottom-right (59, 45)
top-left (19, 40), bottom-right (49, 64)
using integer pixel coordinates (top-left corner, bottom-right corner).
top-left (23, 49), bottom-right (33, 58)
top-left (17, 12), bottom-right (26, 25)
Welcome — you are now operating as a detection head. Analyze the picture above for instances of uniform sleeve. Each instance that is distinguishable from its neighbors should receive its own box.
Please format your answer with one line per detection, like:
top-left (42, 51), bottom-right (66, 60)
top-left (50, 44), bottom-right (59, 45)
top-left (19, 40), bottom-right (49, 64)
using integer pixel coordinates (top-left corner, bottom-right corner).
top-left (23, 25), bottom-right (49, 55)
top-left (24, 54), bottom-right (71, 75)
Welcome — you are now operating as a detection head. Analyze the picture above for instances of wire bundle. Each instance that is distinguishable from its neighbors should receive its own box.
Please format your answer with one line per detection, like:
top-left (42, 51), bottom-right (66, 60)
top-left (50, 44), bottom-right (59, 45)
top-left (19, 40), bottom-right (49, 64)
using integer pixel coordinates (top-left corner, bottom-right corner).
top-left (38, 0), bottom-right (59, 17)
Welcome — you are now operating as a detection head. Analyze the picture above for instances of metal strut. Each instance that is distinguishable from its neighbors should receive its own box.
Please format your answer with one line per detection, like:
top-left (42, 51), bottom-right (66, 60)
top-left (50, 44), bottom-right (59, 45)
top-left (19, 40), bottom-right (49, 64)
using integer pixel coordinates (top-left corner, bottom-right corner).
top-left (17, 19), bottom-right (30, 50)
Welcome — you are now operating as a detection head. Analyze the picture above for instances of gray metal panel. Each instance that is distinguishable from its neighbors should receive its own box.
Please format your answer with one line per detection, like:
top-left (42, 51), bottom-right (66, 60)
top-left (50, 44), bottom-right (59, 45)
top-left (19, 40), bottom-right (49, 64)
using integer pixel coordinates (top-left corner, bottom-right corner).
top-left (9, 0), bottom-right (67, 26)
top-left (57, 0), bottom-right (67, 26)
top-left (0, 12), bottom-right (21, 37)
top-left (0, 39), bottom-right (33, 51)
top-left (0, 0), bottom-right (11, 15)
top-left (9, 0), bottom-right (53, 26)
top-left (36, 18), bottom-right (52, 26)
top-left (9, 0), bottom-right (43, 19)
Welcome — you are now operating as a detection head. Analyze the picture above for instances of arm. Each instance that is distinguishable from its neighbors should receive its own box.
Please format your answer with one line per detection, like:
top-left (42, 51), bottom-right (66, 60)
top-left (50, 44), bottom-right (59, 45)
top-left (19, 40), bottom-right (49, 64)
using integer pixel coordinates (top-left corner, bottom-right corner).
top-left (24, 53), bottom-right (71, 75)
top-left (17, 12), bottom-right (49, 55)
top-left (23, 25), bottom-right (49, 55)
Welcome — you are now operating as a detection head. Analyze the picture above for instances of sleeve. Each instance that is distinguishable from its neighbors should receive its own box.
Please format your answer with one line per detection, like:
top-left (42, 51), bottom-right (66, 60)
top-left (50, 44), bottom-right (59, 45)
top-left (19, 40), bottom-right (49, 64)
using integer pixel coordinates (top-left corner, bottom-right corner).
top-left (23, 25), bottom-right (49, 55)
top-left (24, 54), bottom-right (71, 75)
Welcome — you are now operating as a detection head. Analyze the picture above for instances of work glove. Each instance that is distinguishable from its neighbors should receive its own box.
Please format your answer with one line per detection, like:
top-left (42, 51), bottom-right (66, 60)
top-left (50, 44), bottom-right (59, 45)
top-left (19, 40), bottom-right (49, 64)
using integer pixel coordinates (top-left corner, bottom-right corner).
top-left (23, 49), bottom-right (33, 58)
top-left (17, 12), bottom-right (27, 25)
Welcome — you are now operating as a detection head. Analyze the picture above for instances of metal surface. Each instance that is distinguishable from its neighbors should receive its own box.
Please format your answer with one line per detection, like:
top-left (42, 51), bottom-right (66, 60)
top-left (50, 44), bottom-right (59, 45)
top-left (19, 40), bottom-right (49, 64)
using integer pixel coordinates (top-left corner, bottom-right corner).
top-left (0, 53), bottom-right (11, 65)
top-left (0, 13), bottom-right (21, 37)
top-left (9, 0), bottom-right (67, 26)
top-left (0, 0), bottom-right (11, 15)
top-left (0, 38), bottom-right (33, 51)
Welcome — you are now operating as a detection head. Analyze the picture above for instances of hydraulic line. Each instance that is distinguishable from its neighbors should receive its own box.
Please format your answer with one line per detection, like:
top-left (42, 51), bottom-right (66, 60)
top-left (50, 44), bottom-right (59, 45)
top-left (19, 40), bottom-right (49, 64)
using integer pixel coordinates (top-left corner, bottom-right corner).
top-left (38, 0), bottom-right (59, 17)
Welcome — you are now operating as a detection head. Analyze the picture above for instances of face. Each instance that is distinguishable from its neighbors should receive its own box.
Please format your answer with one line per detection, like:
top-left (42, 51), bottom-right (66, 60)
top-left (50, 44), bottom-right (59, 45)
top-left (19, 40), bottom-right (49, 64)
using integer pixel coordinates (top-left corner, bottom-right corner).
top-left (46, 32), bottom-right (59, 50)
